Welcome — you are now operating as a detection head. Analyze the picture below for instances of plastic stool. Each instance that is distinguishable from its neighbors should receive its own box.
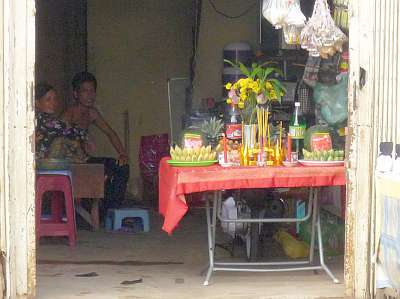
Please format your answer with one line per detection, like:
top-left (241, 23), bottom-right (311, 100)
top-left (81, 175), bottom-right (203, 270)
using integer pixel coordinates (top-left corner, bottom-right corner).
top-left (36, 174), bottom-right (76, 247)
top-left (106, 208), bottom-right (150, 232)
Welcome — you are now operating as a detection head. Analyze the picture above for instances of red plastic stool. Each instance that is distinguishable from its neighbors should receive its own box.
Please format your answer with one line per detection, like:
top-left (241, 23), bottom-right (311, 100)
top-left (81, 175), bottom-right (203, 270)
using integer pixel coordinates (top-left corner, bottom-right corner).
top-left (36, 174), bottom-right (76, 247)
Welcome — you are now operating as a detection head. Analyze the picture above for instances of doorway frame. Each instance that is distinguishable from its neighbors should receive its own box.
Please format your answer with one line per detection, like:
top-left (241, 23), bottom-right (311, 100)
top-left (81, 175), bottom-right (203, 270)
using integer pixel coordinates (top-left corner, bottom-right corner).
top-left (0, 0), bottom-right (36, 298)
top-left (0, 0), bottom-right (382, 297)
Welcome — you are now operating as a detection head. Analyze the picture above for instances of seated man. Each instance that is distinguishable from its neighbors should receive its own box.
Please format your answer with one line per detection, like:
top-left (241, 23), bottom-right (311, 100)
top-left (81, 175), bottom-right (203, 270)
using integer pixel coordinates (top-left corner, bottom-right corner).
top-left (62, 71), bottom-right (129, 211)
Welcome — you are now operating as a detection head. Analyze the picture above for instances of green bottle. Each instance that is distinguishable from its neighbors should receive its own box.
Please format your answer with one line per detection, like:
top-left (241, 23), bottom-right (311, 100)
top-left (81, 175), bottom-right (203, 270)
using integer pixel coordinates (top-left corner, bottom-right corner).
top-left (289, 102), bottom-right (306, 159)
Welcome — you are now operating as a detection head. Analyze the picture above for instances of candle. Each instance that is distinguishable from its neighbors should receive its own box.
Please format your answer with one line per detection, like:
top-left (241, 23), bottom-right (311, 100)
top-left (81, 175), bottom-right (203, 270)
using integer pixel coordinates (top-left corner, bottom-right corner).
top-left (243, 144), bottom-right (248, 166)
top-left (287, 134), bottom-right (292, 162)
top-left (223, 135), bottom-right (228, 163)
top-left (275, 140), bottom-right (282, 166)
top-left (263, 110), bottom-right (268, 148)
top-left (257, 108), bottom-right (263, 150)
top-left (261, 109), bottom-right (264, 148)
top-left (252, 124), bottom-right (256, 148)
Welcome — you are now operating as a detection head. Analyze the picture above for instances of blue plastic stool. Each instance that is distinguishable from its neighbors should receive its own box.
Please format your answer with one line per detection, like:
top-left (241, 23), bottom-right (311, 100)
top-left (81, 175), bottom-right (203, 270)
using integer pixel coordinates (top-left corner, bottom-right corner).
top-left (106, 208), bottom-right (150, 232)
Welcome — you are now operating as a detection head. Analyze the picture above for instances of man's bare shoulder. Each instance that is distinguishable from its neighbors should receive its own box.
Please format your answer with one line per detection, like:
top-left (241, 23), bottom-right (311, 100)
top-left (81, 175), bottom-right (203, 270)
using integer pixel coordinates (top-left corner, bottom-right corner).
top-left (89, 107), bottom-right (101, 121)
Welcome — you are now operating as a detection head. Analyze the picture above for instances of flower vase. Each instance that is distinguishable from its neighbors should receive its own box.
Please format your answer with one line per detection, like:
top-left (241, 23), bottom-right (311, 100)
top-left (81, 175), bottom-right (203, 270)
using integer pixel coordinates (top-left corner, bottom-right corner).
top-left (242, 124), bottom-right (258, 166)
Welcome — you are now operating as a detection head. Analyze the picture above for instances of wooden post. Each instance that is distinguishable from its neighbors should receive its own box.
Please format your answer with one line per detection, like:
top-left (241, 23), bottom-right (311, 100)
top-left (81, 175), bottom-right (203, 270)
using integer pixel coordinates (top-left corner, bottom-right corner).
top-left (346, 0), bottom-right (375, 297)
top-left (346, 0), bottom-right (399, 297)
top-left (0, 0), bottom-right (36, 298)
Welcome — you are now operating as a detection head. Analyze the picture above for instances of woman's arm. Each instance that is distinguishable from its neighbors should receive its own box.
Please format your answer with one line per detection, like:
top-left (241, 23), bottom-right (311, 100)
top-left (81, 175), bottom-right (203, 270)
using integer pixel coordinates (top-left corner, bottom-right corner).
top-left (61, 108), bottom-right (73, 124)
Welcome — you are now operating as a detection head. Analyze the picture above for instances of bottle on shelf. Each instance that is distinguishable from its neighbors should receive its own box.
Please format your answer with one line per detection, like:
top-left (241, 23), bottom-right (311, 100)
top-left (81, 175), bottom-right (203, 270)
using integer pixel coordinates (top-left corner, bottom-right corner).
top-left (289, 102), bottom-right (306, 160)
top-left (376, 142), bottom-right (393, 173)
top-left (225, 104), bottom-right (242, 140)
top-left (393, 144), bottom-right (400, 174)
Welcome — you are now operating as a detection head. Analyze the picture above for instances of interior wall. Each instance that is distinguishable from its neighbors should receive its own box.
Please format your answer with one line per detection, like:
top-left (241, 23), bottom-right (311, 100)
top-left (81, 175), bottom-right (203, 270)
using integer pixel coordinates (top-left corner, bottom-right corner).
top-left (192, 0), bottom-right (259, 105)
top-left (35, 0), bottom-right (87, 112)
top-left (87, 0), bottom-right (194, 196)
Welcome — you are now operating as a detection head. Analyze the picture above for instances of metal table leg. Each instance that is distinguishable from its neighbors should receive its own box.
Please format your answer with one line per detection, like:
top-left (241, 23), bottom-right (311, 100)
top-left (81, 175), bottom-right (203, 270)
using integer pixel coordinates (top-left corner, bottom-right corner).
top-left (309, 189), bottom-right (317, 264)
top-left (204, 191), bottom-right (219, 285)
top-left (203, 187), bottom-right (340, 285)
top-left (315, 191), bottom-right (340, 283)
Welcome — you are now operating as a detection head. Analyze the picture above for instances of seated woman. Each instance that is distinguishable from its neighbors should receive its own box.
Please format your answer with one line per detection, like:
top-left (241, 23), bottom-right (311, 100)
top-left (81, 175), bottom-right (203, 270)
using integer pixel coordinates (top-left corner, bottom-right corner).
top-left (35, 83), bottom-right (87, 162)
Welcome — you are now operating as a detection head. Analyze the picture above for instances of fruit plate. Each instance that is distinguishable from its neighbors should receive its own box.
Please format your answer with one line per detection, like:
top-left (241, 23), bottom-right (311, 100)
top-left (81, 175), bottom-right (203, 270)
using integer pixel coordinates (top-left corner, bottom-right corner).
top-left (298, 160), bottom-right (345, 167)
top-left (167, 160), bottom-right (218, 167)
top-left (282, 161), bottom-right (300, 167)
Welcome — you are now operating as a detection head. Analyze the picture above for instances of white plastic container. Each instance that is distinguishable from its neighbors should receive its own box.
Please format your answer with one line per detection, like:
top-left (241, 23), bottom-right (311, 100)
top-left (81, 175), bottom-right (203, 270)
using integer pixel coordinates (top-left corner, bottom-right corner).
top-left (392, 144), bottom-right (400, 174)
top-left (376, 142), bottom-right (393, 173)
top-left (223, 42), bottom-right (253, 67)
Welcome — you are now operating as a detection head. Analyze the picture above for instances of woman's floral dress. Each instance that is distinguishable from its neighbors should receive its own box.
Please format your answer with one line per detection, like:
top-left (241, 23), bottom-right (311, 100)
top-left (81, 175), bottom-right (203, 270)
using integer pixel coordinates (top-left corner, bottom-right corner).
top-left (36, 112), bottom-right (88, 159)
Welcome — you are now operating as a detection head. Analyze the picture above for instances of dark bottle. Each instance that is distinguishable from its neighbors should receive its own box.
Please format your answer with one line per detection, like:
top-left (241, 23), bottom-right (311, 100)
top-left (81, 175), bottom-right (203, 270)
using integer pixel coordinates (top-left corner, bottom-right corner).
top-left (289, 102), bottom-right (306, 159)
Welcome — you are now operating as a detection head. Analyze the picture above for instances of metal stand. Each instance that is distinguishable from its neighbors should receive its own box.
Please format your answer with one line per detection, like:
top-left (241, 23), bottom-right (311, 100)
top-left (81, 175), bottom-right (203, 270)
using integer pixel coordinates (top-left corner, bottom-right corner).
top-left (203, 188), bottom-right (340, 286)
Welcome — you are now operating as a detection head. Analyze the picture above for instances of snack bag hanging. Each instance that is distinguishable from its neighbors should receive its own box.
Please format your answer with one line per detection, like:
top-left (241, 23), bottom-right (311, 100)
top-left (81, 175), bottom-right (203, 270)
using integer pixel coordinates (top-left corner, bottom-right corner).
top-left (285, 0), bottom-right (306, 27)
top-left (262, 0), bottom-right (290, 29)
top-left (300, 0), bottom-right (347, 58)
top-left (263, 0), bottom-right (306, 44)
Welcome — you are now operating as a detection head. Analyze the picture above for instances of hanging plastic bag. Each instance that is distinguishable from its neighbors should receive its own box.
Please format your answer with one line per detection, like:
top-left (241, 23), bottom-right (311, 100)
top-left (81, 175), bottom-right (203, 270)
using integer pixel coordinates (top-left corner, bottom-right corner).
top-left (276, 0), bottom-right (306, 45)
top-left (313, 74), bottom-right (348, 127)
top-left (285, 0), bottom-right (306, 27)
top-left (283, 24), bottom-right (302, 45)
top-left (300, 0), bottom-right (347, 58)
top-left (262, 0), bottom-right (290, 29)
top-left (318, 53), bottom-right (340, 85)
top-left (303, 55), bottom-right (321, 87)
top-left (263, 0), bottom-right (306, 43)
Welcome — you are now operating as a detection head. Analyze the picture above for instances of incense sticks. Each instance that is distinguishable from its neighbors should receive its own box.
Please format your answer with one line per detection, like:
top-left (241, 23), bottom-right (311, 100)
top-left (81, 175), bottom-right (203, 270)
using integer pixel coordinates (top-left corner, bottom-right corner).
top-left (241, 107), bottom-right (284, 166)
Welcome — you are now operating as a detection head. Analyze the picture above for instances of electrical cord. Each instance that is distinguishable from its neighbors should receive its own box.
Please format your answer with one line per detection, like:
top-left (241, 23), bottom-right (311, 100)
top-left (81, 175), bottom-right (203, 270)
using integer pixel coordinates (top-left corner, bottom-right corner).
top-left (208, 0), bottom-right (257, 19)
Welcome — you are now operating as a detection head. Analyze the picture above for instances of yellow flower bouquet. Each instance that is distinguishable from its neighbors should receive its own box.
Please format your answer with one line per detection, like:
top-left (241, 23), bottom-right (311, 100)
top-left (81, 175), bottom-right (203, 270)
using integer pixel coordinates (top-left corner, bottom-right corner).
top-left (224, 60), bottom-right (286, 124)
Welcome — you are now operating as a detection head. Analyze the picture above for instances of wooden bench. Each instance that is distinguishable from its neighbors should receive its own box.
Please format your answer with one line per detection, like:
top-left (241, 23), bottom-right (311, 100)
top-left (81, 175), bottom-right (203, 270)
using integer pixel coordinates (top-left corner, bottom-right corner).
top-left (71, 163), bottom-right (104, 231)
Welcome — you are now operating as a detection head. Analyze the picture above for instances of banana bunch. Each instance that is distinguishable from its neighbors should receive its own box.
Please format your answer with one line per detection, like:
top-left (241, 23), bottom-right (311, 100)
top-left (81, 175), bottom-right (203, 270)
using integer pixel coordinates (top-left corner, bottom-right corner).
top-left (170, 145), bottom-right (217, 162)
top-left (302, 149), bottom-right (344, 161)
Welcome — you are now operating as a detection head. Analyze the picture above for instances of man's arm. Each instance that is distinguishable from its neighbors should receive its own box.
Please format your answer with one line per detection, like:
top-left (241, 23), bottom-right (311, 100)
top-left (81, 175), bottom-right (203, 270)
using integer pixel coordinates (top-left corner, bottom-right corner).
top-left (92, 110), bottom-right (128, 165)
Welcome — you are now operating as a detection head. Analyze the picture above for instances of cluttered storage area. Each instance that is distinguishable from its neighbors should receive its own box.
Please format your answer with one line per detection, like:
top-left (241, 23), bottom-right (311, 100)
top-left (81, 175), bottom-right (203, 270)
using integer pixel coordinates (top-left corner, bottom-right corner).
top-left (32, 0), bottom-right (400, 298)
top-left (162, 0), bottom-right (348, 291)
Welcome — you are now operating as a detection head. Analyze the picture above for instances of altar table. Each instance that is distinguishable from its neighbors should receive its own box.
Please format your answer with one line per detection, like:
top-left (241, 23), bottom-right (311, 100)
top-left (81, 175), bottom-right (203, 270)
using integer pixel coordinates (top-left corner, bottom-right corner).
top-left (159, 157), bottom-right (346, 285)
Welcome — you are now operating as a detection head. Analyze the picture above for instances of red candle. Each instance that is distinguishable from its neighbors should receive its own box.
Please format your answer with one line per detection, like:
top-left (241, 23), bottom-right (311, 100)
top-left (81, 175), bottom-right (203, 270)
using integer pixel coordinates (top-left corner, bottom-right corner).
top-left (287, 134), bottom-right (292, 162)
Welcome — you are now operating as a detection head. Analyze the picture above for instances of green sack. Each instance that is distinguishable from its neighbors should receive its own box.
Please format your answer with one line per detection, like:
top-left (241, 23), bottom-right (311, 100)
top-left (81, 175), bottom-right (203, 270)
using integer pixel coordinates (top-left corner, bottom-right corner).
top-left (313, 74), bottom-right (348, 127)
top-left (299, 209), bottom-right (345, 257)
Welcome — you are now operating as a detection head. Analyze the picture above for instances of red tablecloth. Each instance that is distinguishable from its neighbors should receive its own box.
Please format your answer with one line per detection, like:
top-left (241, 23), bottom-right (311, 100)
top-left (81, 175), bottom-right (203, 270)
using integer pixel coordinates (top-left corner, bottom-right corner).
top-left (159, 157), bottom-right (346, 234)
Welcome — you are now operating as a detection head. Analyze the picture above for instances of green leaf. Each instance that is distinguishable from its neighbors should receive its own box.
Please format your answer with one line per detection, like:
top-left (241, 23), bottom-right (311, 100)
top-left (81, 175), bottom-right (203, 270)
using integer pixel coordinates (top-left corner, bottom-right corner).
top-left (259, 61), bottom-right (279, 68)
top-left (261, 68), bottom-right (276, 81)
top-left (238, 62), bottom-right (250, 77)
top-left (224, 59), bottom-right (237, 68)
top-left (266, 67), bottom-right (284, 77)
top-left (270, 78), bottom-right (286, 93)
top-left (271, 81), bottom-right (282, 103)
top-left (250, 65), bottom-right (260, 79)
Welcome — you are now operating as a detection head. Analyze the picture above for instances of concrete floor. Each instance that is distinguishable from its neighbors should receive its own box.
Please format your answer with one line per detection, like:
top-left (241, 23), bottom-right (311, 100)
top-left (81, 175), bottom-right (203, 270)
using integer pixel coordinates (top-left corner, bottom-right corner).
top-left (37, 209), bottom-right (345, 299)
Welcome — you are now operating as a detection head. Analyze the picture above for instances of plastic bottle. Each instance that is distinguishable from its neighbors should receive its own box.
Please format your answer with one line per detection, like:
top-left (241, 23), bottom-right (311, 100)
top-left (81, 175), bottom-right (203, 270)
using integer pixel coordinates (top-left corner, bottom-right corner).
top-left (392, 144), bottom-right (400, 174)
top-left (289, 102), bottom-right (306, 159)
top-left (376, 142), bottom-right (393, 173)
